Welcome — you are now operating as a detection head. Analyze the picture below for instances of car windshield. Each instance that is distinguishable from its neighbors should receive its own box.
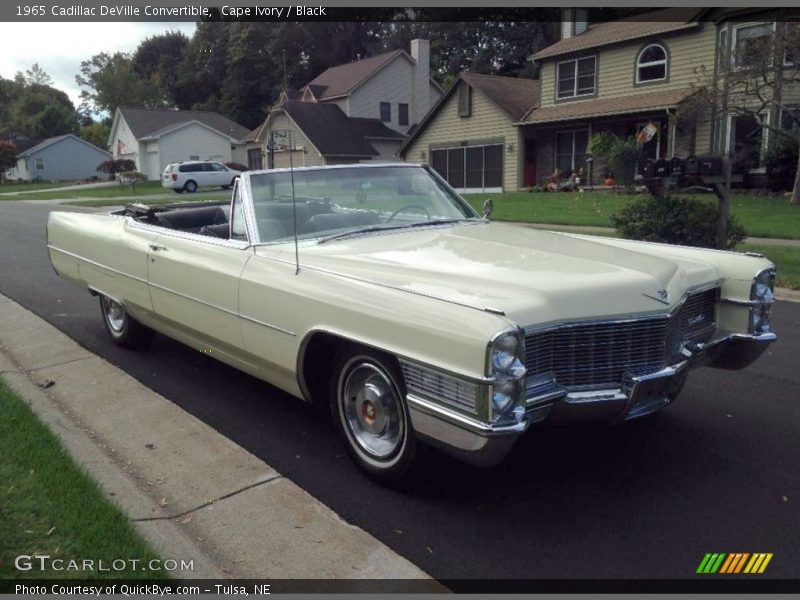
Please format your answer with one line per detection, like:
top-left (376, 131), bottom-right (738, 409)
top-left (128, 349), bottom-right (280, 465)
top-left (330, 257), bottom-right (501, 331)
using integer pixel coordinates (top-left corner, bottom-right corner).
top-left (247, 165), bottom-right (479, 243)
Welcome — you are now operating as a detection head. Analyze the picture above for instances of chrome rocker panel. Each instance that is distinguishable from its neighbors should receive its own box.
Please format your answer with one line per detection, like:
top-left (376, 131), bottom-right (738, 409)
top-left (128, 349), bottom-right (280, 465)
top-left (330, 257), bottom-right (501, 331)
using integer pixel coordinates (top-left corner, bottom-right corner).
top-left (407, 331), bottom-right (776, 468)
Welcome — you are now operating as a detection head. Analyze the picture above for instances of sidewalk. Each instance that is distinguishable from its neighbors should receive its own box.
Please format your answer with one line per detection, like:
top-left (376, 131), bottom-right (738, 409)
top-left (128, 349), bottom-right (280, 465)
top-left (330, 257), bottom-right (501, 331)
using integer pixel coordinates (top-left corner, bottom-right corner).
top-left (0, 292), bottom-right (433, 582)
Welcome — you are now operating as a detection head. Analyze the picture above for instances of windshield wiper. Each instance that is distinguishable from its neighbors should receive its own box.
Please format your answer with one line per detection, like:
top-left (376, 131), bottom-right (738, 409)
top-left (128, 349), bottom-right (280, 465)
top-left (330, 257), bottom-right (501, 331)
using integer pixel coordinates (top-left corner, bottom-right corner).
top-left (317, 218), bottom-right (473, 244)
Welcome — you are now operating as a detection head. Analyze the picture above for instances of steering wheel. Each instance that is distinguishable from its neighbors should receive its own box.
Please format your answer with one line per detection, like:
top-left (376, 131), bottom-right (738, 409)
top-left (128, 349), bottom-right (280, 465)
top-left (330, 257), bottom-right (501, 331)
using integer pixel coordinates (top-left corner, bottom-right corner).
top-left (387, 204), bottom-right (431, 223)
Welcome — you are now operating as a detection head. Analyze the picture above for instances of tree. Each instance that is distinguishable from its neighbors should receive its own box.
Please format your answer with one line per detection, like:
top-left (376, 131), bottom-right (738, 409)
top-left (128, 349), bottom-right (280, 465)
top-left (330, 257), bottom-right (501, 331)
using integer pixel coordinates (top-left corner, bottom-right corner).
top-left (132, 31), bottom-right (190, 105)
top-left (76, 52), bottom-right (164, 116)
top-left (681, 17), bottom-right (800, 204)
top-left (3, 79), bottom-right (78, 139)
top-left (0, 140), bottom-right (17, 182)
top-left (79, 122), bottom-right (111, 150)
top-left (23, 63), bottom-right (53, 86)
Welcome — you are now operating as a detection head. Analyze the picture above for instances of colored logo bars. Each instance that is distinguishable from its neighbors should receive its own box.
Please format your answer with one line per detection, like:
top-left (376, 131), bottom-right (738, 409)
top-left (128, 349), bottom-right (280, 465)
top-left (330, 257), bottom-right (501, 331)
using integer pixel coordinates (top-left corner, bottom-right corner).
top-left (697, 553), bottom-right (773, 574)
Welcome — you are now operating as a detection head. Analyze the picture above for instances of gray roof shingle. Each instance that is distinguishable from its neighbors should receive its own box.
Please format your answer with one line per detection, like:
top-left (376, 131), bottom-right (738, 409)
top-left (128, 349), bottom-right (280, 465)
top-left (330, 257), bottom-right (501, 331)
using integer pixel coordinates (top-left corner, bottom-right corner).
top-left (532, 8), bottom-right (703, 61)
top-left (118, 107), bottom-right (250, 141)
top-left (279, 101), bottom-right (381, 156)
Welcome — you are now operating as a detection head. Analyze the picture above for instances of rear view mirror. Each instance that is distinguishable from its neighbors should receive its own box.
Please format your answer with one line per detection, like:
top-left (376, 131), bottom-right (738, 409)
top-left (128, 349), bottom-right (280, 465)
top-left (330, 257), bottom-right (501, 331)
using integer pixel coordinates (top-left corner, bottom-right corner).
top-left (482, 198), bottom-right (494, 219)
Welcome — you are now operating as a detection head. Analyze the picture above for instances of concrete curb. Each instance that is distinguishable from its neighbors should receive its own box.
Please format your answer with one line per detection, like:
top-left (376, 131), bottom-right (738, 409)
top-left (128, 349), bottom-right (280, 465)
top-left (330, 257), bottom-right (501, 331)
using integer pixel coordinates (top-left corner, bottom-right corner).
top-left (0, 292), bottom-right (433, 582)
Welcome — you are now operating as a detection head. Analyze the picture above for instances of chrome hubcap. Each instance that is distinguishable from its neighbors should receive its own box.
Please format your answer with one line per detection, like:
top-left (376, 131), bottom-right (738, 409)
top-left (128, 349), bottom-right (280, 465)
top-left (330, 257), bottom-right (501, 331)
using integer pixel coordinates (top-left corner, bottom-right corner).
top-left (104, 298), bottom-right (125, 332)
top-left (341, 363), bottom-right (403, 460)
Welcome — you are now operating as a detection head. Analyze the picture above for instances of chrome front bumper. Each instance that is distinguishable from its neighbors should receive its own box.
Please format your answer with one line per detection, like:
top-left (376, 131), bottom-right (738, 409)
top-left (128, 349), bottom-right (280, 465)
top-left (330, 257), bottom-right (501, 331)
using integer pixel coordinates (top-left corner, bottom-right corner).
top-left (407, 331), bottom-right (776, 467)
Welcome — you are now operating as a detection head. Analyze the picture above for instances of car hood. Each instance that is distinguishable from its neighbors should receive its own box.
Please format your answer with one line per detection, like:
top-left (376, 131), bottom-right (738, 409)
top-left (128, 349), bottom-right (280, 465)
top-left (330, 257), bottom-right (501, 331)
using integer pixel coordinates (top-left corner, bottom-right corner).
top-left (292, 222), bottom-right (721, 326)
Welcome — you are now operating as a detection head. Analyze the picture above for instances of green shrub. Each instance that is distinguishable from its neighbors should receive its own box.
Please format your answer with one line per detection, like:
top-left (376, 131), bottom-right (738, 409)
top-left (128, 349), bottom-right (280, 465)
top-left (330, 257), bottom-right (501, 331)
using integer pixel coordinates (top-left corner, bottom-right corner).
top-left (610, 195), bottom-right (747, 249)
top-left (588, 132), bottom-right (641, 187)
top-left (763, 130), bottom-right (798, 191)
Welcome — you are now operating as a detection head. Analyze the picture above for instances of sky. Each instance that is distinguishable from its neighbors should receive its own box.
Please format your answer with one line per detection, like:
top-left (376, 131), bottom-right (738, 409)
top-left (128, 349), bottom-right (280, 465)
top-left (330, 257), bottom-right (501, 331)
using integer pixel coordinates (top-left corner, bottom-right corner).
top-left (0, 22), bottom-right (197, 107)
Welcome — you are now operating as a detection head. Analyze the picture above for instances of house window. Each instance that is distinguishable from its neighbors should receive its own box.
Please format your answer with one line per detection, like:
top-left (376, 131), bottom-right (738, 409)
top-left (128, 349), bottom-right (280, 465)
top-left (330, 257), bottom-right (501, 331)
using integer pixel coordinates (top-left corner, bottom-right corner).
top-left (732, 22), bottom-right (774, 68)
top-left (784, 22), bottom-right (799, 65)
top-left (717, 25), bottom-right (728, 73)
top-left (379, 102), bottom-right (391, 122)
top-left (727, 112), bottom-right (769, 171)
top-left (429, 144), bottom-right (503, 191)
top-left (247, 148), bottom-right (263, 170)
top-left (556, 56), bottom-right (596, 99)
top-left (189, 155), bottom-right (199, 160)
top-left (398, 103), bottom-right (409, 126)
top-left (780, 105), bottom-right (799, 131)
top-left (554, 129), bottom-right (589, 174)
top-left (458, 84), bottom-right (471, 117)
top-left (35, 158), bottom-right (45, 171)
top-left (636, 44), bottom-right (668, 83)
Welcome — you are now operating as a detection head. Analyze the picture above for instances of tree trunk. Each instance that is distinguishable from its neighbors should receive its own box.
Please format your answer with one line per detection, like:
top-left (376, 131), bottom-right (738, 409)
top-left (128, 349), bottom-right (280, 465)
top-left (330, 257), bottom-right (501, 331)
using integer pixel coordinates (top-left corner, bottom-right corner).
top-left (791, 151), bottom-right (800, 205)
top-left (715, 157), bottom-right (732, 249)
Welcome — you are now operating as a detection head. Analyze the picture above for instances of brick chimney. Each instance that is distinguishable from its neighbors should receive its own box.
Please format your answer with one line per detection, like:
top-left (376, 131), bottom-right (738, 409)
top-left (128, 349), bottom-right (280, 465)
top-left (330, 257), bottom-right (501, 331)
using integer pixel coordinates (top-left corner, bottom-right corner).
top-left (560, 8), bottom-right (588, 39)
top-left (410, 39), bottom-right (431, 127)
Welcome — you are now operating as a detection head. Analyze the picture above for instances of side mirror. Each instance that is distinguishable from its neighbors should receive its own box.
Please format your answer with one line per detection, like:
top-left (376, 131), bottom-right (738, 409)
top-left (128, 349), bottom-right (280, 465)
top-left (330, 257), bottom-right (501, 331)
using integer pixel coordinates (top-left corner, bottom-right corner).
top-left (482, 198), bottom-right (494, 219)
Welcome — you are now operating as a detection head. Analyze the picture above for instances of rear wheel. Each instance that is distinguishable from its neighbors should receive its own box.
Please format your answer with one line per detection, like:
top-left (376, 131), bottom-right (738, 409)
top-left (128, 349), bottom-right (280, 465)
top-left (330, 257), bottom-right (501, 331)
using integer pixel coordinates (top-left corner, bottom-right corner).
top-left (183, 180), bottom-right (198, 193)
top-left (99, 295), bottom-right (153, 349)
top-left (330, 348), bottom-right (415, 484)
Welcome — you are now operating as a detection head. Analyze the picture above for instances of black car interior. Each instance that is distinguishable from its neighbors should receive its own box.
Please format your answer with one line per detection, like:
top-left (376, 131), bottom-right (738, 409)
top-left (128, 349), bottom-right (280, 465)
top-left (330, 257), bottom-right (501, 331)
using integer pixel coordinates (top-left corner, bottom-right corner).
top-left (123, 199), bottom-right (382, 243)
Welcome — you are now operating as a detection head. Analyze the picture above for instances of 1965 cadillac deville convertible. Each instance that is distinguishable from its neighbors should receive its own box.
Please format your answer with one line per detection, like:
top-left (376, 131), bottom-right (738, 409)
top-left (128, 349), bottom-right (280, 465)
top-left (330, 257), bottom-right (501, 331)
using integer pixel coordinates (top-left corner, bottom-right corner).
top-left (47, 163), bottom-right (777, 482)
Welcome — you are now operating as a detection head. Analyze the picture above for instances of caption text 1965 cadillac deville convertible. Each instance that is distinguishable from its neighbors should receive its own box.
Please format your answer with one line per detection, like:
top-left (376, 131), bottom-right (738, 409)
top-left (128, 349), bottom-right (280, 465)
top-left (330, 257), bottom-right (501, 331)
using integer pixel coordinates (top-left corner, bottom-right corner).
top-left (47, 163), bottom-right (776, 483)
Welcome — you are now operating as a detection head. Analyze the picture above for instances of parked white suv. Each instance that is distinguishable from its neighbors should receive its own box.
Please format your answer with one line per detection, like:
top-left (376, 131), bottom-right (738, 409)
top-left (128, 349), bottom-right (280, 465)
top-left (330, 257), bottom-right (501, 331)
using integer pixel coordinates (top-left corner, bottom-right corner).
top-left (162, 161), bottom-right (241, 193)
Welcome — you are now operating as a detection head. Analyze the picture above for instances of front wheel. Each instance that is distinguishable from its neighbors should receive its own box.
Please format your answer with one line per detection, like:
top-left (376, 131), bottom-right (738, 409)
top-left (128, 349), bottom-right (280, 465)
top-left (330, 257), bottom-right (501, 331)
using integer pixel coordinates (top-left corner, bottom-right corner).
top-left (99, 295), bottom-right (153, 349)
top-left (330, 348), bottom-right (415, 484)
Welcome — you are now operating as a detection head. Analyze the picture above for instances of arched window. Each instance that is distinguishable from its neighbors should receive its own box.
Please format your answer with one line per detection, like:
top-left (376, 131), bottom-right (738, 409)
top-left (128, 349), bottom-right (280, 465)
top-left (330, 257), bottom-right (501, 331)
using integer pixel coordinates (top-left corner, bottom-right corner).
top-left (637, 44), bottom-right (668, 83)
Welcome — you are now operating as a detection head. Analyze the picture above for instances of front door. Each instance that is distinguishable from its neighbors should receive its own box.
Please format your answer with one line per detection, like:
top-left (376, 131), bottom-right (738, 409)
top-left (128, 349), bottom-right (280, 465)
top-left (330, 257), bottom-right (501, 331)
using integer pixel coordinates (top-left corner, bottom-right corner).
top-left (147, 233), bottom-right (251, 351)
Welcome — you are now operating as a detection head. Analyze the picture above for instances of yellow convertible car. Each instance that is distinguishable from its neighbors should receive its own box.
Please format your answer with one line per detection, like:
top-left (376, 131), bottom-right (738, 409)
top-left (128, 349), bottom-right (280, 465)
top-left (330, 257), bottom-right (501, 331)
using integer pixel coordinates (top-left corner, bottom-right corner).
top-left (47, 164), bottom-right (776, 482)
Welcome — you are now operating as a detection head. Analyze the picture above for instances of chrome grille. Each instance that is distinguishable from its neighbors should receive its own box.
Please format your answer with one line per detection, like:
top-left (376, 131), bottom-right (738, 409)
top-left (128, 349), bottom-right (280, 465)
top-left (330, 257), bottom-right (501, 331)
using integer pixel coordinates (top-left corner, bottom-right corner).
top-left (524, 287), bottom-right (718, 390)
top-left (678, 287), bottom-right (718, 343)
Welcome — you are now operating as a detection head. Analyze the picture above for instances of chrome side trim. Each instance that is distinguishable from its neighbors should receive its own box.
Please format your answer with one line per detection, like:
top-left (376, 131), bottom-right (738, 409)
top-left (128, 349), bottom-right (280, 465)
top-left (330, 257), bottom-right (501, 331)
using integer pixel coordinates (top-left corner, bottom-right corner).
top-left (127, 219), bottom-right (250, 250)
top-left (47, 244), bottom-right (296, 337)
top-left (147, 281), bottom-right (296, 337)
top-left (47, 245), bottom-right (147, 284)
top-left (238, 313), bottom-right (297, 337)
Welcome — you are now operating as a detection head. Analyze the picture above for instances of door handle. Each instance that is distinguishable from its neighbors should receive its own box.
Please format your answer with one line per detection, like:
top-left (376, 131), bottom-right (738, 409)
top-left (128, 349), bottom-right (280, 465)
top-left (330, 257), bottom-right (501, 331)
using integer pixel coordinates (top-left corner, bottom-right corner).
top-left (149, 244), bottom-right (168, 252)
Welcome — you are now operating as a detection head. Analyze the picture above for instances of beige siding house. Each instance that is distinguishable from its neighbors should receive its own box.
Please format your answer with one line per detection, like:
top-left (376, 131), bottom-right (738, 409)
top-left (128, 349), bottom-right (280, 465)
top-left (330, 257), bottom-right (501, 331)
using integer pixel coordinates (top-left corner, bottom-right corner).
top-left (400, 73), bottom-right (539, 192)
top-left (522, 7), bottom-right (799, 187)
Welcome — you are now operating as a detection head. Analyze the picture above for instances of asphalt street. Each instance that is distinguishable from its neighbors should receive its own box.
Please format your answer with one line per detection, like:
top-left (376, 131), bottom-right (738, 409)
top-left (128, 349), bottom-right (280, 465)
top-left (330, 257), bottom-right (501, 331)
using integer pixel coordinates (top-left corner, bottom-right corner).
top-left (1, 199), bottom-right (799, 583)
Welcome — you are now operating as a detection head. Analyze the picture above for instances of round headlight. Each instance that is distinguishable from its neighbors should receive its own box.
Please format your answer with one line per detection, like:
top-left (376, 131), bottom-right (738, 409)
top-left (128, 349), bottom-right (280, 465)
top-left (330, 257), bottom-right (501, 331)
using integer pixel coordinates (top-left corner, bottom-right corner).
top-left (492, 379), bottom-right (516, 413)
top-left (752, 269), bottom-right (775, 302)
top-left (492, 333), bottom-right (519, 371)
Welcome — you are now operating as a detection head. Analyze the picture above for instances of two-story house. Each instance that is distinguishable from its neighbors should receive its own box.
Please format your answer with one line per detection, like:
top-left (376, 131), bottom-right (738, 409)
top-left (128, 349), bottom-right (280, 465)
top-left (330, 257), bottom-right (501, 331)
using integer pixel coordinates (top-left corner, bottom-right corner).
top-left (520, 8), bottom-right (717, 186)
top-left (522, 7), bottom-right (799, 186)
top-left (245, 40), bottom-right (443, 170)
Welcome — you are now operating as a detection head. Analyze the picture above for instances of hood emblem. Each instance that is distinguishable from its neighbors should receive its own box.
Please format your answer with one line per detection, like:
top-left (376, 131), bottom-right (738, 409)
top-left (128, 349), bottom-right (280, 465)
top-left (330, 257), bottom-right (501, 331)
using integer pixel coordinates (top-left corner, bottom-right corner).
top-left (643, 288), bottom-right (670, 305)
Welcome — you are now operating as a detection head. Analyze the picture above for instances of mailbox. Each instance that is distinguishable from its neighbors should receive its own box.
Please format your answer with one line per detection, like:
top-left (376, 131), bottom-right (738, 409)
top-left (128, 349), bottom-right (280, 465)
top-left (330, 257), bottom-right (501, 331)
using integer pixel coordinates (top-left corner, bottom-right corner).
top-left (655, 158), bottom-right (670, 177)
top-left (640, 158), bottom-right (657, 179)
top-left (684, 155), bottom-right (699, 174)
top-left (697, 154), bottom-right (724, 176)
top-left (670, 156), bottom-right (685, 176)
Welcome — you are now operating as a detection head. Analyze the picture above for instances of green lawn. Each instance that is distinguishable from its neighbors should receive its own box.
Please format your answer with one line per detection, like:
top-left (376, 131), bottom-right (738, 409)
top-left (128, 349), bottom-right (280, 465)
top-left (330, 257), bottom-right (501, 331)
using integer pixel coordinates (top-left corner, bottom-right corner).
top-left (0, 181), bottom-right (82, 193)
top-left (738, 243), bottom-right (800, 290)
top-left (0, 379), bottom-right (166, 579)
top-left (464, 191), bottom-right (800, 240)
